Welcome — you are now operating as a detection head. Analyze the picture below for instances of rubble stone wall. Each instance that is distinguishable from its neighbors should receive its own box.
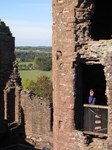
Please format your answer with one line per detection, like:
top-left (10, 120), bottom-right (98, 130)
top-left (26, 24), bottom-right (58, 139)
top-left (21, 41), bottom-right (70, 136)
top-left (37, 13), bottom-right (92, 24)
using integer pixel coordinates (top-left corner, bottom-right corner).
top-left (21, 90), bottom-right (53, 149)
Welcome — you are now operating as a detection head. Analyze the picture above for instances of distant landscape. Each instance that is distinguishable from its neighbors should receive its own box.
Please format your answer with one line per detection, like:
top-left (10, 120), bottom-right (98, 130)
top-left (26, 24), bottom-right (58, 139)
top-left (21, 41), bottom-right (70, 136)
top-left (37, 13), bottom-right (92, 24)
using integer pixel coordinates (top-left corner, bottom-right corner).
top-left (15, 46), bottom-right (52, 85)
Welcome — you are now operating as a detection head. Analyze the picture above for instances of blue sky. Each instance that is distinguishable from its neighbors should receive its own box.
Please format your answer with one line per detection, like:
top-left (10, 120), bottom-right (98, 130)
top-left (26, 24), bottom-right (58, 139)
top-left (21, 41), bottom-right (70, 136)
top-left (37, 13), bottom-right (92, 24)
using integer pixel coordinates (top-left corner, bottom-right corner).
top-left (0, 0), bottom-right (52, 46)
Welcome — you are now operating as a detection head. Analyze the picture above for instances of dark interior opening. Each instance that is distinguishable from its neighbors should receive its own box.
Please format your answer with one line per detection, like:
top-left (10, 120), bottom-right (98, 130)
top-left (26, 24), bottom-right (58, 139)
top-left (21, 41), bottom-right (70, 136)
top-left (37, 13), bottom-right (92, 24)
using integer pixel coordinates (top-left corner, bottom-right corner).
top-left (82, 64), bottom-right (106, 105)
top-left (75, 63), bottom-right (107, 130)
top-left (7, 89), bottom-right (15, 123)
top-left (90, 0), bottom-right (112, 40)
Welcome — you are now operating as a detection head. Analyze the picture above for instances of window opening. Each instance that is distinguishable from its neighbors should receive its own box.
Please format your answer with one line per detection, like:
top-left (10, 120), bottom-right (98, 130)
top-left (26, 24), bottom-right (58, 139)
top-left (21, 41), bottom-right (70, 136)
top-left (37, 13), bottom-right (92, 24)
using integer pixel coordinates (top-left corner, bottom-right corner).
top-left (7, 89), bottom-right (15, 123)
top-left (82, 64), bottom-right (106, 105)
top-left (90, 0), bottom-right (112, 40)
top-left (75, 63), bottom-right (107, 132)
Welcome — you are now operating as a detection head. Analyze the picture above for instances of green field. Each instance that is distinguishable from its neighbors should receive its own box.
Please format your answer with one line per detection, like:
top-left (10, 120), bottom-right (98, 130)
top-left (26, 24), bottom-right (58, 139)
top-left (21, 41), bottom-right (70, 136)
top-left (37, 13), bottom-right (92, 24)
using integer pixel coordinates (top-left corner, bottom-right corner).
top-left (19, 70), bottom-right (52, 83)
top-left (16, 48), bottom-right (52, 84)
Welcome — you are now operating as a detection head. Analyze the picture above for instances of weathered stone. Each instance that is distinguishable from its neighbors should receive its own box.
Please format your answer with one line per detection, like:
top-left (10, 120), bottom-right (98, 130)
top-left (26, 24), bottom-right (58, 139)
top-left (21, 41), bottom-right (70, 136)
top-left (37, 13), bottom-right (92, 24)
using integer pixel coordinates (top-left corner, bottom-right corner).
top-left (21, 90), bottom-right (53, 149)
top-left (0, 20), bottom-right (53, 150)
top-left (52, 0), bottom-right (112, 149)
top-left (0, 20), bottom-right (21, 135)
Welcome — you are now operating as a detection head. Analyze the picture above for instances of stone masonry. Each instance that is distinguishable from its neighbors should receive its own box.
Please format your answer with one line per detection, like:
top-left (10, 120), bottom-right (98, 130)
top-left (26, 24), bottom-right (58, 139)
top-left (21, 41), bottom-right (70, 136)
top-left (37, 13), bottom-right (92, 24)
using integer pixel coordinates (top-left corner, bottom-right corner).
top-left (0, 20), bottom-right (53, 149)
top-left (0, 20), bottom-right (21, 135)
top-left (21, 90), bottom-right (53, 149)
top-left (52, 0), bottom-right (112, 149)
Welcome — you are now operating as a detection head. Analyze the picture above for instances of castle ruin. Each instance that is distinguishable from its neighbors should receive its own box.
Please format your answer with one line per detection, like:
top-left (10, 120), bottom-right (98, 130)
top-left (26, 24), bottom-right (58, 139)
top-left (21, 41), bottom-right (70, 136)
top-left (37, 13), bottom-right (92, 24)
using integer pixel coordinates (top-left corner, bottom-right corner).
top-left (0, 20), bottom-right (21, 134)
top-left (0, 20), bottom-right (53, 150)
top-left (1, 0), bottom-right (112, 149)
top-left (52, 0), bottom-right (112, 149)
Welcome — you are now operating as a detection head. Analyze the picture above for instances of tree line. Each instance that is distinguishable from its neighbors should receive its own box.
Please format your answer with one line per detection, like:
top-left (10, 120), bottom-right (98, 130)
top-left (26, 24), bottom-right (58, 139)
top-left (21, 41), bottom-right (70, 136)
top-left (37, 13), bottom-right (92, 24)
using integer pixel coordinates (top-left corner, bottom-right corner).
top-left (15, 46), bottom-right (52, 51)
top-left (15, 50), bottom-right (52, 71)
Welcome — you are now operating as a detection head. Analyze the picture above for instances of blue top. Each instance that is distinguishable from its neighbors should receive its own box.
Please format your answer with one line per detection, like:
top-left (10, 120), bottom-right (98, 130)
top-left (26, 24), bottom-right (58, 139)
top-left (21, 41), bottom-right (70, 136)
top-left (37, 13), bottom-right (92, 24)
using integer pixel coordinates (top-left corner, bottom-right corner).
top-left (88, 95), bottom-right (96, 104)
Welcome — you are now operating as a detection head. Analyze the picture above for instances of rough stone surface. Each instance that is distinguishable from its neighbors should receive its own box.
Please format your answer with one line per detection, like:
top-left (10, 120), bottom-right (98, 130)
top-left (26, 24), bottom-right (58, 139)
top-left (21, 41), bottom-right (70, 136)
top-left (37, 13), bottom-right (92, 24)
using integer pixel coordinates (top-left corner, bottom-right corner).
top-left (0, 20), bottom-right (21, 135)
top-left (0, 20), bottom-right (53, 150)
top-left (52, 0), bottom-right (112, 149)
top-left (21, 90), bottom-right (53, 149)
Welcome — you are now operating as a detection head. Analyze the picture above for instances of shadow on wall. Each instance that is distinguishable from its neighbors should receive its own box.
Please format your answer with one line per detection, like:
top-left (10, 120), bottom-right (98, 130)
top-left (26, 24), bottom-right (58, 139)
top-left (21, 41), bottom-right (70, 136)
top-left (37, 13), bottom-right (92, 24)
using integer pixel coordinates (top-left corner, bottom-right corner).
top-left (0, 53), bottom-right (16, 134)
top-left (0, 20), bottom-right (21, 136)
top-left (0, 107), bottom-right (39, 149)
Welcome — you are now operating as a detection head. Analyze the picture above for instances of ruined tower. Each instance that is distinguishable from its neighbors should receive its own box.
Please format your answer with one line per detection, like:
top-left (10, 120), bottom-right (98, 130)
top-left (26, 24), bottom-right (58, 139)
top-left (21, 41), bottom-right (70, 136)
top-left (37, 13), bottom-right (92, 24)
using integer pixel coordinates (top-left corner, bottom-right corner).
top-left (0, 20), bottom-right (21, 135)
top-left (52, 0), bottom-right (112, 149)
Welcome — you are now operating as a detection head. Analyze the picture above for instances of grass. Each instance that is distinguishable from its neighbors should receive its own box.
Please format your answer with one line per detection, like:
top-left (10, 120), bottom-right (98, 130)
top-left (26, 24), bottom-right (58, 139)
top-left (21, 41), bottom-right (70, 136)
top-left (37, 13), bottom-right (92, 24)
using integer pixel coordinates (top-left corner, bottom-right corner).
top-left (19, 69), bottom-right (52, 84)
top-left (16, 58), bottom-right (20, 62)
top-left (17, 60), bottom-right (52, 84)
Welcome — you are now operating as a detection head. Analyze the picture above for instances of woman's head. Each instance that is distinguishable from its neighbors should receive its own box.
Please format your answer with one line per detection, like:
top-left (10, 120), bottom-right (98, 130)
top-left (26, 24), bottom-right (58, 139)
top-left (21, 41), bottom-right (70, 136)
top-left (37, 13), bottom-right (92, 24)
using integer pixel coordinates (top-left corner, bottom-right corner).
top-left (89, 89), bottom-right (94, 96)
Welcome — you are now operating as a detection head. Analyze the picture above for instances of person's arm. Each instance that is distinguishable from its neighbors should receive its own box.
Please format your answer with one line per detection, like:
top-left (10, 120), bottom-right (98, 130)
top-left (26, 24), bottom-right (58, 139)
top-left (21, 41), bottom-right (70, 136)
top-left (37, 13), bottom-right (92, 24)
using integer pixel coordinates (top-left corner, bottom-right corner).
top-left (92, 97), bottom-right (96, 104)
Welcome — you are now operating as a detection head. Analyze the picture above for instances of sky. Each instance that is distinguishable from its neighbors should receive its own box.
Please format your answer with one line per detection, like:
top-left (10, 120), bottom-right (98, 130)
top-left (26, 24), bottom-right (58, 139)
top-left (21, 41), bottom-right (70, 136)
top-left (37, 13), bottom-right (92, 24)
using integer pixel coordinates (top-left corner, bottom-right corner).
top-left (0, 0), bottom-right (52, 46)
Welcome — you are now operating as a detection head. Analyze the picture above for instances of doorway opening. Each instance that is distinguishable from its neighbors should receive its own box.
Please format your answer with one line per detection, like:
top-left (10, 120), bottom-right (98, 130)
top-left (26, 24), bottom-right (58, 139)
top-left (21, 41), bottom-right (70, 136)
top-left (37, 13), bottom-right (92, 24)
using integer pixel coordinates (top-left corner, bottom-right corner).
top-left (75, 63), bottom-right (107, 130)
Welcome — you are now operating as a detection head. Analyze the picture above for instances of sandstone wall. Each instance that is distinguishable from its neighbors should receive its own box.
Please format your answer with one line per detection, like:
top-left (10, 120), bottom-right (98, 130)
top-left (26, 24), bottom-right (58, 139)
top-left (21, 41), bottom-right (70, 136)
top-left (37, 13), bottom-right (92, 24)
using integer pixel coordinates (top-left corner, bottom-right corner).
top-left (52, 0), bottom-right (84, 149)
top-left (21, 90), bottom-right (53, 149)
top-left (52, 0), bottom-right (112, 149)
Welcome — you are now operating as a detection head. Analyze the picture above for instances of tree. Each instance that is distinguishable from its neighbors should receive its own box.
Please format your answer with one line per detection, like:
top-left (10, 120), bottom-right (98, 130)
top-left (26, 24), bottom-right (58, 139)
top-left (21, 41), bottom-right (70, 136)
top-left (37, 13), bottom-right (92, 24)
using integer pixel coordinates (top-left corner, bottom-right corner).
top-left (22, 76), bottom-right (53, 101)
top-left (36, 75), bottom-right (52, 101)
top-left (34, 56), bottom-right (52, 71)
top-left (28, 63), bottom-right (33, 69)
top-left (23, 78), bottom-right (32, 89)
